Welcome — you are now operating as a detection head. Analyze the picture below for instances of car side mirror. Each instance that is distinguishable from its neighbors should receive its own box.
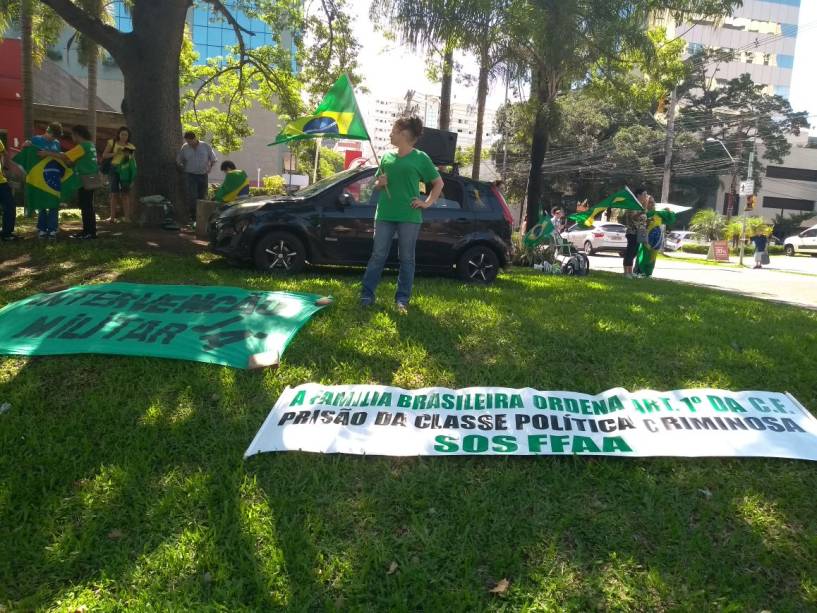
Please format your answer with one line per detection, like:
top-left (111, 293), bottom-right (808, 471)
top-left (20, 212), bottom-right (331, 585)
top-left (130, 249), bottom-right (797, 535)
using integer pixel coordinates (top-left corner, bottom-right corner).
top-left (337, 192), bottom-right (354, 209)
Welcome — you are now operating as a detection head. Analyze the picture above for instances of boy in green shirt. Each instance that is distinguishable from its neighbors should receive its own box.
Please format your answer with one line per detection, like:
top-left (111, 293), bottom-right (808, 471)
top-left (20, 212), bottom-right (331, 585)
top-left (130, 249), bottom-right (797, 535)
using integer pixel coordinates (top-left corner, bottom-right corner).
top-left (360, 116), bottom-right (443, 313)
top-left (115, 145), bottom-right (137, 193)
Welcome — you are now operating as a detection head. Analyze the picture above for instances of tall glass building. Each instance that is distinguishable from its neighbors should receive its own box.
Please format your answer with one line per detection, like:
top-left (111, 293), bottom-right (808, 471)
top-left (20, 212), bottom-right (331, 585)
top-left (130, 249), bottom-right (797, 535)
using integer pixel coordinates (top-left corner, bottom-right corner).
top-left (111, 1), bottom-right (276, 63)
top-left (655, 0), bottom-right (800, 98)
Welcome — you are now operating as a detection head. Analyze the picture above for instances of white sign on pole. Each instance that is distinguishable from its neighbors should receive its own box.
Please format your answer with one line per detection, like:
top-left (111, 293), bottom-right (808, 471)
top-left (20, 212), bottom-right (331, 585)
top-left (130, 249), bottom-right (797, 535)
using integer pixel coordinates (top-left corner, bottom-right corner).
top-left (739, 180), bottom-right (755, 196)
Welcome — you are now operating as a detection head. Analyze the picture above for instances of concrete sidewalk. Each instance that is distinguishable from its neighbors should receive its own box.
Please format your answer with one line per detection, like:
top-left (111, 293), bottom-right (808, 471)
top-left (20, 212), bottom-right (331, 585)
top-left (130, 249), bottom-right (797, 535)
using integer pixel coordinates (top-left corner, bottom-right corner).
top-left (588, 253), bottom-right (817, 310)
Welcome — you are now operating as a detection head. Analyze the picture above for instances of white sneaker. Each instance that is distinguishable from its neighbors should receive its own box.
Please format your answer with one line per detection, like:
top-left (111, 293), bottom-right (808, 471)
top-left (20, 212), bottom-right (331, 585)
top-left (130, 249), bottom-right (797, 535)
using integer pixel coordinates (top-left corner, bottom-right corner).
top-left (38, 230), bottom-right (47, 238)
top-left (623, 273), bottom-right (634, 279)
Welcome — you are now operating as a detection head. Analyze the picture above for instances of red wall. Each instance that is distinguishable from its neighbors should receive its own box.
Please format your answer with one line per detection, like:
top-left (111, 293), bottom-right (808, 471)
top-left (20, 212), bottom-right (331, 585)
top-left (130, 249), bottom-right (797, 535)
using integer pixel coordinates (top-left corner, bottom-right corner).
top-left (0, 38), bottom-right (23, 149)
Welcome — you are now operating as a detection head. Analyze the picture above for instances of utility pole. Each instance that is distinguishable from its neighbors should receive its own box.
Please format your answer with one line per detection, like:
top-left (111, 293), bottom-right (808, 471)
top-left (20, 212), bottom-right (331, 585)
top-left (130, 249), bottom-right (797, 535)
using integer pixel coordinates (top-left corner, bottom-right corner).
top-left (738, 128), bottom-right (758, 267)
top-left (660, 88), bottom-right (677, 204)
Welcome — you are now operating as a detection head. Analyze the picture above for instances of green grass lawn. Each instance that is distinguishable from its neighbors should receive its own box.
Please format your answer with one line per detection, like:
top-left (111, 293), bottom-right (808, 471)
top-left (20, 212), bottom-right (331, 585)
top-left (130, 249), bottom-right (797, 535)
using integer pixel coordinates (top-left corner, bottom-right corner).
top-left (2, 234), bottom-right (817, 611)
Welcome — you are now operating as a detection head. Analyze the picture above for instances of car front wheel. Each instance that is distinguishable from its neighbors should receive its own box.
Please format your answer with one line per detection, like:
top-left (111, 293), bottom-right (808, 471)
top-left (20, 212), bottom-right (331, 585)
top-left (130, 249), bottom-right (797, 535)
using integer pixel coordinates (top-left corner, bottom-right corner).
top-left (254, 231), bottom-right (306, 274)
top-left (458, 245), bottom-right (499, 284)
top-left (785, 244), bottom-right (795, 257)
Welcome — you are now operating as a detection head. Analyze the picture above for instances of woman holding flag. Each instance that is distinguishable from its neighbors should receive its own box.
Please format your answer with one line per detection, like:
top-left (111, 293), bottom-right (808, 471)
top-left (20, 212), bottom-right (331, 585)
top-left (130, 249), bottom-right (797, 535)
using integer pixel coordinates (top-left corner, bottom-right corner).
top-left (360, 116), bottom-right (444, 314)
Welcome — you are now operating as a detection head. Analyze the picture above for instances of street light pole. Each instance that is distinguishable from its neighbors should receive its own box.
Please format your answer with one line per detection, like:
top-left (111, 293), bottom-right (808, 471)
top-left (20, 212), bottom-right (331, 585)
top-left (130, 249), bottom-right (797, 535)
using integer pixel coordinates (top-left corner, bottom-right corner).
top-left (706, 137), bottom-right (736, 216)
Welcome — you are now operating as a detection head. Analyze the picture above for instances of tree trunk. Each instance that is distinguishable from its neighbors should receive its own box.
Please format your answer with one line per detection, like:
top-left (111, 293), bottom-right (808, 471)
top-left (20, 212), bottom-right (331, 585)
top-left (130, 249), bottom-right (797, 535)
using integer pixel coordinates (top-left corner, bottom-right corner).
top-left (525, 93), bottom-right (558, 231)
top-left (115, 1), bottom-right (188, 217)
top-left (438, 43), bottom-right (454, 131)
top-left (21, 0), bottom-right (34, 138)
top-left (471, 49), bottom-right (489, 180)
top-left (87, 43), bottom-right (98, 142)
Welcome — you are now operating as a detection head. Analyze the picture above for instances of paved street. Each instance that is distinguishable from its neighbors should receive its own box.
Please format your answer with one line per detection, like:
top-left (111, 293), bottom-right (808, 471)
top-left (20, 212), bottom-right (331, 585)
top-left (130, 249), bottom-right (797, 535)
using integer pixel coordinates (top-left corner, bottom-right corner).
top-left (587, 252), bottom-right (817, 309)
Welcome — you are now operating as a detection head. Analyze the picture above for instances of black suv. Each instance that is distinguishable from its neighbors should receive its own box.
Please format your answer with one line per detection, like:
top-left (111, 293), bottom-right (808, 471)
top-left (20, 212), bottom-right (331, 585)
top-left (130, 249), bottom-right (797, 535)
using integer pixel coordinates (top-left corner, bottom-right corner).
top-left (208, 165), bottom-right (513, 283)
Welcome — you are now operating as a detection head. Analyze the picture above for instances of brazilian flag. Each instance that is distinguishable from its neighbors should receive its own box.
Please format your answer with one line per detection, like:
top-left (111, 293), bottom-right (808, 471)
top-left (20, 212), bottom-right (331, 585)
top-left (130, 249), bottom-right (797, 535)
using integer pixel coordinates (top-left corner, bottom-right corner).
top-left (272, 74), bottom-right (369, 145)
top-left (523, 215), bottom-right (555, 249)
top-left (569, 187), bottom-right (643, 227)
top-left (635, 210), bottom-right (677, 277)
top-left (13, 146), bottom-right (80, 212)
top-left (214, 170), bottom-right (250, 203)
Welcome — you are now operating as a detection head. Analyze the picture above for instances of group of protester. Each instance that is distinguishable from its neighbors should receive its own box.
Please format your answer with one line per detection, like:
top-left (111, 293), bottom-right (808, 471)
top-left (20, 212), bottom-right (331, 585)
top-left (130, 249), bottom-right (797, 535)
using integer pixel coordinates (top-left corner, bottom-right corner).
top-left (0, 122), bottom-right (108, 240)
top-left (0, 125), bottom-right (251, 242)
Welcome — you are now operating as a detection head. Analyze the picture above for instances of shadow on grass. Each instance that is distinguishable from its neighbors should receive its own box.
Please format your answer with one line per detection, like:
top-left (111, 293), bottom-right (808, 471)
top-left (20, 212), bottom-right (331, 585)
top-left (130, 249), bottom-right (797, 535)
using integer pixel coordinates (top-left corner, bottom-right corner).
top-left (1, 245), bottom-right (817, 609)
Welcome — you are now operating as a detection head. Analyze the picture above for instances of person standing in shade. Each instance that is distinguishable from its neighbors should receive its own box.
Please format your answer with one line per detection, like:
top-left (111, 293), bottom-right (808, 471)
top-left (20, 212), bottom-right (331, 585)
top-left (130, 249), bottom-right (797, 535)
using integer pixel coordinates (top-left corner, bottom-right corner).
top-left (360, 116), bottom-right (444, 314)
top-left (39, 125), bottom-right (100, 239)
top-left (214, 160), bottom-right (250, 204)
top-left (0, 138), bottom-right (21, 242)
top-left (26, 122), bottom-right (63, 238)
top-left (115, 145), bottom-right (137, 205)
top-left (101, 126), bottom-right (134, 223)
top-left (176, 131), bottom-right (216, 223)
top-left (751, 227), bottom-right (769, 269)
top-left (621, 187), bottom-right (649, 278)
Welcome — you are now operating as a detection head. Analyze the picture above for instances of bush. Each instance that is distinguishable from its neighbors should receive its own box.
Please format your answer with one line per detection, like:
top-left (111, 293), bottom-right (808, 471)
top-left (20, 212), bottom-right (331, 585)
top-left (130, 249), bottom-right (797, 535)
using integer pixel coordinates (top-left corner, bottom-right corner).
top-left (261, 175), bottom-right (286, 194)
top-left (679, 244), bottom-right (710, 255)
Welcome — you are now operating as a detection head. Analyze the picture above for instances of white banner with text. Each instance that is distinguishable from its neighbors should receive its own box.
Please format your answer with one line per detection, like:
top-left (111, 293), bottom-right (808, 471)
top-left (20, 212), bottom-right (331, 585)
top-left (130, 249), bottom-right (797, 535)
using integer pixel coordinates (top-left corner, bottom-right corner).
top-left (245, 385), bottom-right (817, 461)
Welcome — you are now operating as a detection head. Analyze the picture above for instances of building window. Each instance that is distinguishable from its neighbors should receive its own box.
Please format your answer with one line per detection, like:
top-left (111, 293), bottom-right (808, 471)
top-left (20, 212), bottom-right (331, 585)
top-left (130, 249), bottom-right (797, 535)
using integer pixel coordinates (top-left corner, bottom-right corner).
top-left (781, 23), bottom-right (798, 37)
top-left (189, 3), bottom-right (275, 64)
top-left (774, 86), bottom-right (791, 99)
top-left (766, 166), bottom-right (817, 182)
top-left (110, 0), bottom-right (132, 33)
top-left (687, 42), bottom-right (704, 55)
top-left (762, 196), bottom-right (814, 212)
top-left (776, 54), bottom-right (794, 69)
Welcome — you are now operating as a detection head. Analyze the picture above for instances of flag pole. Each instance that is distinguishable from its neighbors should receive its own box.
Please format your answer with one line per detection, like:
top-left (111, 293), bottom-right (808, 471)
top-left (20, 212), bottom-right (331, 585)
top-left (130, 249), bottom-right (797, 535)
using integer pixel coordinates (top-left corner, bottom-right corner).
top-left (312, 137), bottom-right (322, 184)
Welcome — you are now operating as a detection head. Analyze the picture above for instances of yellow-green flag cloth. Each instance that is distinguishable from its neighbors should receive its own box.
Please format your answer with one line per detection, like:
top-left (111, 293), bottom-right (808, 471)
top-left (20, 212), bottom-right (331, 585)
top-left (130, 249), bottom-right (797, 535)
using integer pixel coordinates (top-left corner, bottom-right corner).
top-left (569, 188), bottom-right (643, 227)
top-left (523, 216), bottom-right (555, 249)
top-left (635, 210), bottom-right (677, 277)
top-left (215, 170), bottom-right (250, 203)
top-left (12, 146), bottom-right (80, 212)
top-left (272, 74), bottom-right (369, 145)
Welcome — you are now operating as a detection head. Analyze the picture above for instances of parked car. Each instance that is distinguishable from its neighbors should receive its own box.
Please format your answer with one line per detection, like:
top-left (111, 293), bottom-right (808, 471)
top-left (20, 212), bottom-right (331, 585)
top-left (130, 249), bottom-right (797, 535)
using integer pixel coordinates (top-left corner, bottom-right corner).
top-left (783, 224), bottom-right (817, 256)
top-left (665, 231), bottom-right (707, 251)
top-left (208, 165), bottom-right (514, 283)
top-left (562, 222), bottom-right (627, 255)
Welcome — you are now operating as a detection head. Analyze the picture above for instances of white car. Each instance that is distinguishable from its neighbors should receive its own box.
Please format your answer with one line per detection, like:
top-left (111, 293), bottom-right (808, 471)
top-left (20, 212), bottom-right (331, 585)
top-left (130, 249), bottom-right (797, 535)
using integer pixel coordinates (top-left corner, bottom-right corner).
top-left (665, 231), bottom-right (707, 252)
top-left (563, 222), bottom-right (627, 255)
top-left (784, 224), bottom-right (817, 257)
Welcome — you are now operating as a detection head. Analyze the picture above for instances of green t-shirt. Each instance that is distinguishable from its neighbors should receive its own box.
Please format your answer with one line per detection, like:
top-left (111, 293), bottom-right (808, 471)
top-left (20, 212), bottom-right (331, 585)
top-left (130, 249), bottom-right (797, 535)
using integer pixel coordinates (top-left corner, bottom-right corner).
top-left (375, 149), bottom-right (440, 224)
top-left (66, 141), bottom-right (99, 176)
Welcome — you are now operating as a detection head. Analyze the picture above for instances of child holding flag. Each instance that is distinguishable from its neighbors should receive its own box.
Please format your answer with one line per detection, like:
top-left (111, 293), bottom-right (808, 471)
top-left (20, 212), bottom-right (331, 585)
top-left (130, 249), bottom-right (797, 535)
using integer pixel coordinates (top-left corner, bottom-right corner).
top-left (360, 116), bottom-right (444, 314)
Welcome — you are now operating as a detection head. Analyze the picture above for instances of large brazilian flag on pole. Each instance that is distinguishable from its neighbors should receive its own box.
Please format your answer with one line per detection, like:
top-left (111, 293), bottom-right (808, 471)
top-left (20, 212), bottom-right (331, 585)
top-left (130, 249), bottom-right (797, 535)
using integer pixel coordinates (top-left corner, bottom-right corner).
top-left (568, 187), bottom-right (643, 228)
top-left (271, 74), bottom-right (370, 145)
top-left (12, 146), bottom-right (80, 212)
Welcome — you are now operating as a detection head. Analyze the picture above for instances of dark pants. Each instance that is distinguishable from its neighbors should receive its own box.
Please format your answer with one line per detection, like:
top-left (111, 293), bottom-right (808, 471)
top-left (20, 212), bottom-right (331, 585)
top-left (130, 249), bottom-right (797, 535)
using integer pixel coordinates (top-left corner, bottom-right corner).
top-left (186, 173), bottom-right (209, 221)
top-left (0, 183), bottom-right (15, 237)
top-left (623, 233), bottom-right (638, 267)
top-left (78, 187), bottom-right (96, 237)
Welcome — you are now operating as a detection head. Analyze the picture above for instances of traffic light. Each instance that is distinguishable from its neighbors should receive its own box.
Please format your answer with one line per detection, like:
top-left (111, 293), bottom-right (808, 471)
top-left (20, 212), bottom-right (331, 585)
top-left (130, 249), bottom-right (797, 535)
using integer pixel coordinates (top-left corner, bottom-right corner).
top-left (746, 194), bottom-right (756, 211)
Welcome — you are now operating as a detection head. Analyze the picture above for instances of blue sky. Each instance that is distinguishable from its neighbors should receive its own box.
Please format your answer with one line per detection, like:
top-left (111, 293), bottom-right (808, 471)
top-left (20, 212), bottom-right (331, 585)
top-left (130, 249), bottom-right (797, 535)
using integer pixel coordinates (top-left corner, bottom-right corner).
top-left (789, 0), bottom-right (816, 129)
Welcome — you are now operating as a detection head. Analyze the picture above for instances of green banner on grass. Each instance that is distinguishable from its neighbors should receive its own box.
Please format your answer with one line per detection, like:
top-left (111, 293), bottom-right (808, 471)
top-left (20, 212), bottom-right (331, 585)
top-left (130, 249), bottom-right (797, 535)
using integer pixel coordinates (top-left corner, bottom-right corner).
top-left (0, 283), bottom-right (331, 369)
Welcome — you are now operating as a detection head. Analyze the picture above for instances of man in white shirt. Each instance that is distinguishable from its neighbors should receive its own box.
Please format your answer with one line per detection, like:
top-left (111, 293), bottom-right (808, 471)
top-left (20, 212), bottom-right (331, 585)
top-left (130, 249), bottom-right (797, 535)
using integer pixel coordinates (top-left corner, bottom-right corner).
top-left (176, 130), bottom-right (217, 222)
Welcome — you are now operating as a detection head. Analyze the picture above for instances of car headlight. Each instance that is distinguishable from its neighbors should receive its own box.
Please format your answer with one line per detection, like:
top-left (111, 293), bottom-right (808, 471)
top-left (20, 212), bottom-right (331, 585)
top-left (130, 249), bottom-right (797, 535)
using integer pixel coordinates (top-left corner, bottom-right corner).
top-left (235, 218), bottom-right (251, 233)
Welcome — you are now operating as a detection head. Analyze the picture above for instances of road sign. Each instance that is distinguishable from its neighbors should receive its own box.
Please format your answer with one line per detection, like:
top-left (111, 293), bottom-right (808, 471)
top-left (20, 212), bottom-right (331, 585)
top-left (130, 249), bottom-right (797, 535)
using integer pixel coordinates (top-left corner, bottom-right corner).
top-left (739, 180), bottom-right (755, 196)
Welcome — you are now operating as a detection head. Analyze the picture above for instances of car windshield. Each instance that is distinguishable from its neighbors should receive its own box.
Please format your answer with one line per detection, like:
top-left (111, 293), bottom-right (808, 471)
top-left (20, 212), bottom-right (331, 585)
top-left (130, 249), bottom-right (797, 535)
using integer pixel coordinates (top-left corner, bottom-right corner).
top-left (601, 224), bottom-right (625, 232)
top-left (294, 167), bottom-right (371, 198)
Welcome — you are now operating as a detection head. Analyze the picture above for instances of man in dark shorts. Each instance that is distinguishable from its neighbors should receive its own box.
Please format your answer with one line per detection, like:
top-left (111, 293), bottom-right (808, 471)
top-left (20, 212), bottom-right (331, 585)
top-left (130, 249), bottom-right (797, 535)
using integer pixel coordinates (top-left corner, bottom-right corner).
top-left (621, 187), bottom-right (649, 278)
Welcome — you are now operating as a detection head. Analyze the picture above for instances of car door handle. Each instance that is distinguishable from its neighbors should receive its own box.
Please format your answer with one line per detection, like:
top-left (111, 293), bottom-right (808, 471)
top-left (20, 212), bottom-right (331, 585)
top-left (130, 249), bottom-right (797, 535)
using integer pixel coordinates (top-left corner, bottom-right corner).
top-left (456, 217), bottom-right (469, 222)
